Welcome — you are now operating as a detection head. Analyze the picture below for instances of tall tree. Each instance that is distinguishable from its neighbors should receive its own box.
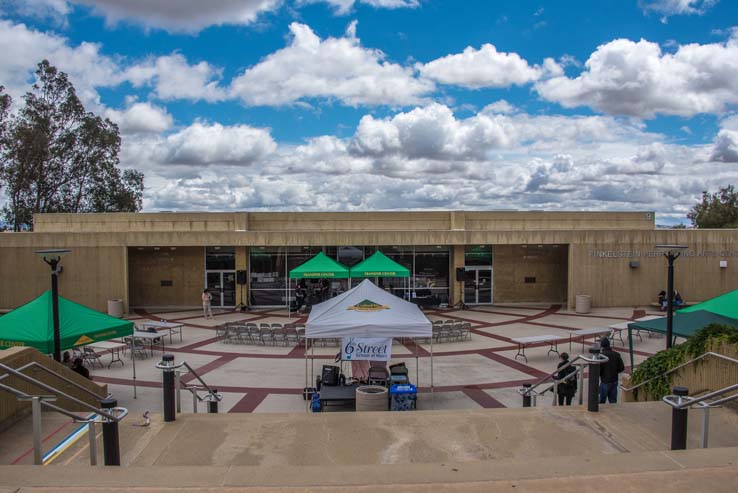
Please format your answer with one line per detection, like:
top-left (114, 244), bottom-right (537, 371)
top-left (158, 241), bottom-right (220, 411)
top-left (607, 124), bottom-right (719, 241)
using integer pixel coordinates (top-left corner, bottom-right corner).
top-left (687, 186), bottom-right (738, 228)
top-left (0, 60), bottom-right (143, 231)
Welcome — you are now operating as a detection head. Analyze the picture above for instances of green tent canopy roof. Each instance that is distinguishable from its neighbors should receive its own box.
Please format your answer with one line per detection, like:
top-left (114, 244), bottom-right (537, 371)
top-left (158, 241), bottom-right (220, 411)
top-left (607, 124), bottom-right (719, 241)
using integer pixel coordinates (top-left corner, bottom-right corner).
top-left (628, 310), bottom-right (738, 339)
top-left (289, 251), bottom-right (350, 279)
top-left (678, 289), bottom-right (738, 319)
top-left (0, 291), bottom-right (133, 353)
top-left (350, 251), bottom-right (410, 278)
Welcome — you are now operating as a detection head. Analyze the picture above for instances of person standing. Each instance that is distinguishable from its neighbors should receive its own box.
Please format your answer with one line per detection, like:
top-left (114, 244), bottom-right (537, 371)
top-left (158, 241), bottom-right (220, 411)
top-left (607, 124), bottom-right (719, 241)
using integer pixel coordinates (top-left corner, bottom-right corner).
top-left (202, 288), bottom-right (213, 319)
top-left (599, 338), bottom-right (624, 404)
top-left (556, 352), bottom-right (577, 406)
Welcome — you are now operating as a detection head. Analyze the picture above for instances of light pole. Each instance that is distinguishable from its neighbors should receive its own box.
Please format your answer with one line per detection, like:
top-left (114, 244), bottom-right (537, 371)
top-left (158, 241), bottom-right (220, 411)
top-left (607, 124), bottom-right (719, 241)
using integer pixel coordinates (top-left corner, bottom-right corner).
top-left (655, 245), bottom-right (688, 349)
top-left (35, 249), bottom-right (70, 362)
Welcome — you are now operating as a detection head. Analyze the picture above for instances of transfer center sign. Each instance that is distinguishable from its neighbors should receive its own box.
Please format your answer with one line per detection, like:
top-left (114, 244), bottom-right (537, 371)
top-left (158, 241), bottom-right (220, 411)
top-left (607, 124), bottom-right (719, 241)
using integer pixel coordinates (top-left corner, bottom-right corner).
top-left (341, 337), bottom-right (392, 361)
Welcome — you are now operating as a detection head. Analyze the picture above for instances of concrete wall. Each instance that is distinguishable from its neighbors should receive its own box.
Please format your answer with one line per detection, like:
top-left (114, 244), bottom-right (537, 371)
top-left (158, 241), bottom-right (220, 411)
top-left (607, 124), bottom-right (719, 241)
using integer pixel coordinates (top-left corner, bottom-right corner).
top-left (128, 247), bottom-right (204, 308)
top-left (0, 245), bottom-right (127, 313)
top-left (0, 347), bottom-right (108, 432)
top-left (567, 230), bottom-right (738, 309)
top-left (494, 245), bottom-right (568, 303)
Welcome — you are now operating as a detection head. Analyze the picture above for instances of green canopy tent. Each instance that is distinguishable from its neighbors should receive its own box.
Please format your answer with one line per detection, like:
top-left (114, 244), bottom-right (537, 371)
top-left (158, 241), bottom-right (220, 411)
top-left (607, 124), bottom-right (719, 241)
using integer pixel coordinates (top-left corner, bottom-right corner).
top-left (678, 289), bottom-right (738, 319)
top-left (626, 310), bottom-right (738, 368)
top-left (0, 291), bottom-right (133, 353)
top-left (288, 252), bottom-right (350, 317)
top-left (349, 250), bottom-right (411, 299)
top-left (289, 251), bottom-right (350, 279)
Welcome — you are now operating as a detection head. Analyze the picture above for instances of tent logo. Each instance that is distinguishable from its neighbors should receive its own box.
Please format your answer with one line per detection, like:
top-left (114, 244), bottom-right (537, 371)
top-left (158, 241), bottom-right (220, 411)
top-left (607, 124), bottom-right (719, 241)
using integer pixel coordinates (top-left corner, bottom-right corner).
top-left (74, 335), bottom-right (94, 346)
top-left (347, 299), bottom-right (389, 312)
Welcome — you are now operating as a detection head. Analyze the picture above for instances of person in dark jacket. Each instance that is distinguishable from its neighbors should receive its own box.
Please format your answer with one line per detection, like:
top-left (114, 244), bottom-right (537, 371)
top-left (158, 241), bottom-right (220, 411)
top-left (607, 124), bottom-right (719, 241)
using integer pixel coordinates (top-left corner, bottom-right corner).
top-left (599, 338), bottom-right (624, 403)
top-left (556, 352), bottom-right (577, 405)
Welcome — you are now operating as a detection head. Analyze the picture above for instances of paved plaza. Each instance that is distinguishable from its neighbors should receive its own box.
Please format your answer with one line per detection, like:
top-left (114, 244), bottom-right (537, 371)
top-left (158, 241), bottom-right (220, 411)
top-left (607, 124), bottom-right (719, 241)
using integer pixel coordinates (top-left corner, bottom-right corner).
top-left (85, 304), bottom-right (670, 415)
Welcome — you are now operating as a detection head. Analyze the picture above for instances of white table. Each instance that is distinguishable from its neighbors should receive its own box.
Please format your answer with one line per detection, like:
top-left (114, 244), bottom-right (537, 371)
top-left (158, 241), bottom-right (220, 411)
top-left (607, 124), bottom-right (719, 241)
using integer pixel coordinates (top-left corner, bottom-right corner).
top-left (133, 331), bottom-right (165, 356)
top-left (511, 335), bottom-right (565, 362)
top-left (610, 316), bottom-right (663, 342)
top-left (88, 340), bottom-right (127, 368)
top-left (567, 327), bottom-right (613, 351)
top-left (140, 321), bottom-right (184, 344)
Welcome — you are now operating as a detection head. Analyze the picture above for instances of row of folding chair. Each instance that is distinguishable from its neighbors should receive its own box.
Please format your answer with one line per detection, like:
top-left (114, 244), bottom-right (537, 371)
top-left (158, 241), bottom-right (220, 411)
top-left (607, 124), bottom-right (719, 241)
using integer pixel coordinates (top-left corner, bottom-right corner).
top-left (217, 322), bottom-right (305, 346)
top-left (430, 320), bottom-right (472, 343)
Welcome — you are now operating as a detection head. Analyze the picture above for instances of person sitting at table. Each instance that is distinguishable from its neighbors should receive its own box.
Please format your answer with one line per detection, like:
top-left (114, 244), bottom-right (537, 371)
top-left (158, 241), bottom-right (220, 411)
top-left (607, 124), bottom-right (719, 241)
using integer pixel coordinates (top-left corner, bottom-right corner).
top-left (71, 358), bottom-right (90, 379)
top-left (674, 290), bottom-right (684, 308)
top-left (658, 290), bottom-right (667, 311)
top-left (62, 351), bottom-right (73, 368)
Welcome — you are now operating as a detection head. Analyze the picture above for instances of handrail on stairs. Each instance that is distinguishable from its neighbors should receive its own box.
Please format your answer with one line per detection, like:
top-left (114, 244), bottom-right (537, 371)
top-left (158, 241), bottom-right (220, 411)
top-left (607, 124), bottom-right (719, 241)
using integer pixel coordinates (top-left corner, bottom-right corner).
top-left (0, 362), bottom-right (127, 466)
top-left (518, 352), bottom-right (608, 407)
top-left (155, 358), bottom-right (222, 413)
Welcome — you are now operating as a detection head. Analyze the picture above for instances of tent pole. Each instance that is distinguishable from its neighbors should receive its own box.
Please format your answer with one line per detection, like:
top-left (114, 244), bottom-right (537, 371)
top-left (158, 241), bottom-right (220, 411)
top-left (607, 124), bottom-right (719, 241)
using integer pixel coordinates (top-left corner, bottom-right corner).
top-left (414, 337), bottom-right (419, 390)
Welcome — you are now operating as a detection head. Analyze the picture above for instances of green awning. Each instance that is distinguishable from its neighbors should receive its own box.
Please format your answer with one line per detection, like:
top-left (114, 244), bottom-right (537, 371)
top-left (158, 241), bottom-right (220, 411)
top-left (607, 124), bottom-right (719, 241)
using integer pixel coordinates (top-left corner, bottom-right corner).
top-left (350, 251), bottom-right (410, 278)
top-left (678, 289), bottom-right (738, 319)
top-left (0, 291), bottom-right (134, 353)
top-left (626, 310), bottom-right (738, 369)
top-left (289, 252), bottom-right (350, 279)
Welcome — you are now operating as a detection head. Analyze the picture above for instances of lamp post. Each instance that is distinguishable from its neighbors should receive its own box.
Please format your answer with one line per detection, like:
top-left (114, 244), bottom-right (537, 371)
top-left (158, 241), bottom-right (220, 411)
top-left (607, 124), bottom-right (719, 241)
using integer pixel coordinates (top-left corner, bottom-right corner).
top-left (35, 249), bottom-right (71, 362)
top-left (655, 245), bottom-right (688, 349)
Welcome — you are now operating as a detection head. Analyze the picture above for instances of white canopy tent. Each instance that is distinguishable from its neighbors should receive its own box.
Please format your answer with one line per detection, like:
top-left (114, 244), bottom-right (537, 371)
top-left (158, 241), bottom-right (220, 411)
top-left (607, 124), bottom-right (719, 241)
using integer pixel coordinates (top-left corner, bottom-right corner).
top-left (304, 279), bottom-right (434, 407)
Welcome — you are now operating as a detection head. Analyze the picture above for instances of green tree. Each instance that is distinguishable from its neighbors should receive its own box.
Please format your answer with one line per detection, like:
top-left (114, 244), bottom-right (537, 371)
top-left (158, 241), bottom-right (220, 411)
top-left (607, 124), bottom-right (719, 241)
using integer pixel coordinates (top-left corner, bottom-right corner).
top-left (0, 60), bottom-right (143, 231)
top-left (687, 185), bottom-right (738, 229)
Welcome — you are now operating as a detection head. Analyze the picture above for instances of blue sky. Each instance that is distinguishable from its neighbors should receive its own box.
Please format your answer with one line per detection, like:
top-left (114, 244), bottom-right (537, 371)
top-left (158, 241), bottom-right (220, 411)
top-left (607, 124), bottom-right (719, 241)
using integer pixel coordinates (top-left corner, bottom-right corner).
top-left (1, 0), bottom-right (737, 223)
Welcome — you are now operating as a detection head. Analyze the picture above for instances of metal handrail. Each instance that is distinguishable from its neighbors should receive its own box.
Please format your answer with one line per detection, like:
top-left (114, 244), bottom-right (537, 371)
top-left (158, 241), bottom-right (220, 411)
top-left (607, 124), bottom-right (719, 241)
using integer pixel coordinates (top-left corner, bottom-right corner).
top-left (663, 383), bottom-right (738, 410)
top-left (0, 362), bottom-right (120, 422)
top-left (519, 353), bottom-right (607, 397)
top-left (621, 352), bottom-right (738, 393)
top-left (181, 361), bottom-right (221, 402)
top-left (11, 360), bottom-right (110, 402)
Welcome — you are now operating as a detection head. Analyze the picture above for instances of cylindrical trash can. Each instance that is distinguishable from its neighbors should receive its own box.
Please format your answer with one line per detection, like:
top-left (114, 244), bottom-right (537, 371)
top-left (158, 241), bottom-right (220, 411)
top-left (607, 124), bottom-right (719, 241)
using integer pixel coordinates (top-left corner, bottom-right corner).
top-left (575, 295), bottom-right (591, 314)
top-left (107, 299), bottom-right (124, 318)
top-left (356, 385), bottom-right (388, 412)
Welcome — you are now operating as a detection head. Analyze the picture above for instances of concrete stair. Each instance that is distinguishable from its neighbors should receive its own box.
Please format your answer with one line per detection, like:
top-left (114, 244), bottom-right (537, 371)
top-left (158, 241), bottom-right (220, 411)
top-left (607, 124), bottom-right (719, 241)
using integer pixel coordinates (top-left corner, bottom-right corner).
top-left (1, 401), bottom-right (737, 490)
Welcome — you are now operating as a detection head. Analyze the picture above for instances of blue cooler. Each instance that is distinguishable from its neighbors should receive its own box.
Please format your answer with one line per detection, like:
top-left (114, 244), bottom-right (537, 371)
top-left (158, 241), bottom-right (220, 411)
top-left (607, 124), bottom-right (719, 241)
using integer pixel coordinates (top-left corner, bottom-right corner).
top-left (390, 384), bottom-right (416, 411)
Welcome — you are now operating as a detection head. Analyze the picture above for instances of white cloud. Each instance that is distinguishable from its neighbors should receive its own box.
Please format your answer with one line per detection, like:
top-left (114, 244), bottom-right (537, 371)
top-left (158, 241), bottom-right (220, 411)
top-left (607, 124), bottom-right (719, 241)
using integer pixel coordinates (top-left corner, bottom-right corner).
top-left (1, 0), bottom-right (70, 24)
top-left (300, 0), bottom-right (418, 15)
top-left (417, 44), bottom-right (553, 89)
top-left (105, 101), bottom-right (173, 134)
top-left (74, 0), bottom-right (279, 33)
top-left (158, 122), bottom-right (276, 166)
top-left (230, 22), bottom-right (433, 106)
top-left (125, 54), bottom-right (227, 102)
top-left (481, 100), bottom-right (517, 114)
top-left (536, 35), bottom-right (738, 117)
top-left (639, 0), bottom-right (718, 22)
top-left (0, 20), bottom-right (121, 107)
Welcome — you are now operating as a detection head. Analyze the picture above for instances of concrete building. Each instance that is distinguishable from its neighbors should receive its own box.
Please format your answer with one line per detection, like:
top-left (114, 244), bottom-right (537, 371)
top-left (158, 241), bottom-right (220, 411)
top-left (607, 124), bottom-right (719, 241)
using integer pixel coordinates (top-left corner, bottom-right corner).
top-left (1, 210), bottom-right (737, 313)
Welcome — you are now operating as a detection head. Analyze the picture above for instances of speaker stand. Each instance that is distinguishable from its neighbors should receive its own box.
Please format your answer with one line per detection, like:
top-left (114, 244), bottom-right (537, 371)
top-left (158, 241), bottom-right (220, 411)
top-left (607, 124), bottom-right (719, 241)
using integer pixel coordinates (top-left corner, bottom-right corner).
top-left (453, 281), bottom-right (468, 310)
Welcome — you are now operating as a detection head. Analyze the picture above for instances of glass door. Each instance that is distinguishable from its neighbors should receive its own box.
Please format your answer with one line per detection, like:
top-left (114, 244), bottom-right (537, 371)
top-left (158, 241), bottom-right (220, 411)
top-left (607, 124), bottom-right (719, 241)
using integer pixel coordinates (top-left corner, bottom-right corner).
top-left (463, 267), bottom-right (493, 305)
top-left (206, 271), bottom-right (236, 307)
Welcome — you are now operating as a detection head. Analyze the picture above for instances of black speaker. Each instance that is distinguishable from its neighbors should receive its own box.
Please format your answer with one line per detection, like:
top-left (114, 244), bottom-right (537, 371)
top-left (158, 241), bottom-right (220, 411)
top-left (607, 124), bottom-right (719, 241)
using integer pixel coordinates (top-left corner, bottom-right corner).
top-left (456, 267), bottom-right (465, 282)
top-left (236, 270), bottom-right (247, 285)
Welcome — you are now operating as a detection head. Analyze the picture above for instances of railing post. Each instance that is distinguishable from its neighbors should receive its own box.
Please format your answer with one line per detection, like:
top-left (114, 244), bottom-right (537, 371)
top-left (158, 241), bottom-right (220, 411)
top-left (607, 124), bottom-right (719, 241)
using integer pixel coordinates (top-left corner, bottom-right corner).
top-left (522, 383), bottom-right (532, 407)
top-left (208, 389), bottom-right (219, 414)
top-left (161, 354), bottom-right (176, 422)
top-left (552, 378), bottom-right (558, 407)
top-left (671, 386), bottom-right (689, 451)
top-left (88, 420), bottom-right (98, 466)
top-left (31, 396), bottom-right (43, 465)
top-left (578, 363), bottom-right (585, 405)
top-left (193, 391), bottom-right (199, 413)
top-left (101, 398), bottom-right (120, 466)
top-left (587, 346), bottom-right (601, 413)
top-left (701, 407), bottom-right (710, 449)
top-left (175, 369), bottom-right (181, 413)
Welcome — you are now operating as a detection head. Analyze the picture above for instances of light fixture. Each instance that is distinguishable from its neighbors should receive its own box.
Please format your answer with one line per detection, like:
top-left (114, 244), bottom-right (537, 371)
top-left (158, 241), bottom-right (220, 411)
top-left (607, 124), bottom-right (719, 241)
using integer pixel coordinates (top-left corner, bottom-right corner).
top-left (655, 244), bottom-right (689, 349)
top-left (35, 249), bottom-right (71, 362)
top-left (720, 260), bottom-right (728, 268)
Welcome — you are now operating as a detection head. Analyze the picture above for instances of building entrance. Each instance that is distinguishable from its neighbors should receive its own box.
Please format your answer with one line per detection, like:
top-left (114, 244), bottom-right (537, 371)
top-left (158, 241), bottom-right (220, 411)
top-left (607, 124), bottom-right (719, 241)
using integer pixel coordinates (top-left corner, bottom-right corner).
top-left (464, 267), bottom-right (493, 305)
top-left (206, 271), bottom-right (236, 307)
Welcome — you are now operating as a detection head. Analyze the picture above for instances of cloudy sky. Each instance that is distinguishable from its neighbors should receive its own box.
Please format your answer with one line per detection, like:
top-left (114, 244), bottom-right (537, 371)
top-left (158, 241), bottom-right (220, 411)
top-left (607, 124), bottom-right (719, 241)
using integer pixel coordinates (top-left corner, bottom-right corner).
top-left (1, 0), bottom-right (738, 224)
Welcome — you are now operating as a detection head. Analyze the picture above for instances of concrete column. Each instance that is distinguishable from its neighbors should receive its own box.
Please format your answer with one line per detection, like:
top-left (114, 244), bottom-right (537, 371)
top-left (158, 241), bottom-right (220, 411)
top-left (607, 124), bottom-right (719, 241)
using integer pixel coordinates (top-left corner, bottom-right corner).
top-left (451, 245), bottom-right (465, 306)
